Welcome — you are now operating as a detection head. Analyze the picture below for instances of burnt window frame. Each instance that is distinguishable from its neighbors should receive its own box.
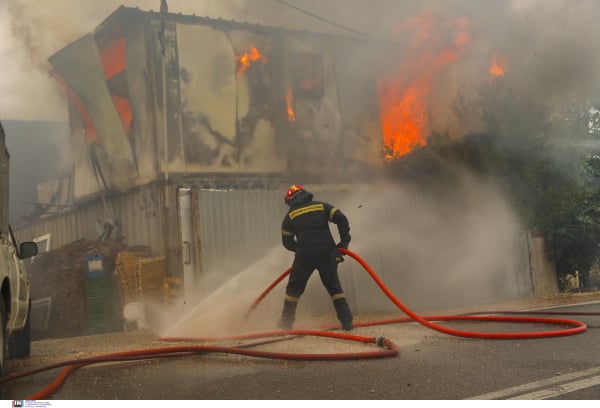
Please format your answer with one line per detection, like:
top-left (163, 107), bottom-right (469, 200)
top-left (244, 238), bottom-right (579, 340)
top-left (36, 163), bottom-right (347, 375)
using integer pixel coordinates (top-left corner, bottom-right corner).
top-left (291, 52), bottom-right (325, 99)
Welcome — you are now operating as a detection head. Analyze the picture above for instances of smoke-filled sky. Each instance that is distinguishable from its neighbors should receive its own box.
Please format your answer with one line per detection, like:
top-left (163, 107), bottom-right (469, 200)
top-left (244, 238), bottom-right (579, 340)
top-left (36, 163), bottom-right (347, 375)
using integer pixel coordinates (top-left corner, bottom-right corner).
top-left (1, 0), bottom-right (600, 124)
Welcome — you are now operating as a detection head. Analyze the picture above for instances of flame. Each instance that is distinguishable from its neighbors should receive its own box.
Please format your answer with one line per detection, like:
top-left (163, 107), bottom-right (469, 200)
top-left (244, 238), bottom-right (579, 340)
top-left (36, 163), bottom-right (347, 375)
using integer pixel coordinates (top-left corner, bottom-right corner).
top-left (67, 83), bottom-right (99, 144)
top-left (379, 79), bottom-right (429, 158)
top-left (100, 37), bottom-right (126, 78)
top-left (100, 37), bottom-right (133, 134)
top-left (299, 78), bottom-right (320, 92)
top-left (286, 89), bottom-right (296, 122)
top-left (236, 45), bottom-right (267, 75)
top-left (379, 10), bottom-right (471, 160)
top-left (489, 52), bottom-right (508, 81)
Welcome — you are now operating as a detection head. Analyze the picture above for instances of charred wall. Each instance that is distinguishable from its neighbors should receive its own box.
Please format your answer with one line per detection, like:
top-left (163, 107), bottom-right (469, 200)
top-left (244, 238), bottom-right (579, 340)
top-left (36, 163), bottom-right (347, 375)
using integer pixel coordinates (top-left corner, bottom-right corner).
top-left (48, 7), bottom-right (384, 203)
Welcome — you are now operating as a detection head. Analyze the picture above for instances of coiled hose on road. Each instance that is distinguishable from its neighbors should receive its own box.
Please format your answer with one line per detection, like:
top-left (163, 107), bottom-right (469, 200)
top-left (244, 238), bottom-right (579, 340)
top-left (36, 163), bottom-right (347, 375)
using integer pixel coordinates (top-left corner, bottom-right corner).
top-left (1, 249), bottom-right (589, 399)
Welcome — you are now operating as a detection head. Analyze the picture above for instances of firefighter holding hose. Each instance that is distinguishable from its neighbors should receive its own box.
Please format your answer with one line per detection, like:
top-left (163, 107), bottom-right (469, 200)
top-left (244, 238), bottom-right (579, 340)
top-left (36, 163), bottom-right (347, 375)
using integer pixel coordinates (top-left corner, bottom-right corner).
top-left (278, 184), bottom-right (354, 331)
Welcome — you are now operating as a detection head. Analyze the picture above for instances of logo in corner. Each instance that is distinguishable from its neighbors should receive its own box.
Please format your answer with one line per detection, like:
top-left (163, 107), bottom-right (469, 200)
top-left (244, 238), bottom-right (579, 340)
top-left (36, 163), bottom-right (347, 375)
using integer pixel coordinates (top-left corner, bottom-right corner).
top-left (13, 402), bottom-right (24, 408)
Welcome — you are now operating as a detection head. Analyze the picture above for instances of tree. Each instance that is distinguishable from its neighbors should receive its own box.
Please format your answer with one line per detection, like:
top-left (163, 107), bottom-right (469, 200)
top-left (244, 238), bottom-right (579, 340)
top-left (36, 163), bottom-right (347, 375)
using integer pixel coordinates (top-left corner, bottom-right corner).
top-left (384, 78), bottom-right (600, 290)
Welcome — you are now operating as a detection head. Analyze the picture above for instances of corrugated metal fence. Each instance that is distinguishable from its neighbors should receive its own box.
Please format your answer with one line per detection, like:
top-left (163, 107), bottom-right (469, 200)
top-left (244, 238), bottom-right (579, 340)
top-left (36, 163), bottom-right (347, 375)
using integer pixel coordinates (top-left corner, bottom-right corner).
top-left (14, 183), bottom-right (534, 314)
top-left (192, 186), bottom-right (534, 314)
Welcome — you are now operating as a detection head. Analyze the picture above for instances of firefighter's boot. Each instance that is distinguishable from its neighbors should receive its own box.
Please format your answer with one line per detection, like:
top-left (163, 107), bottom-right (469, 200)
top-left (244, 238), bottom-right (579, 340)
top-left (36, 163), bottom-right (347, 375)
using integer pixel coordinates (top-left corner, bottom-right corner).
top-left (332, 295), bottom-right (353, 331)
top-left (277, 297), bottom-right (298, 330)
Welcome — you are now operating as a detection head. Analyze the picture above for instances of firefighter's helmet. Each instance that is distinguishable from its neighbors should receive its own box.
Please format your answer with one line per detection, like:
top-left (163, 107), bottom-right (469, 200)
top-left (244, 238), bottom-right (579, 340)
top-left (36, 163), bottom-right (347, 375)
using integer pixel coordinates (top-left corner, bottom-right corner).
top-left (285, 184), bottom-right (305, 205)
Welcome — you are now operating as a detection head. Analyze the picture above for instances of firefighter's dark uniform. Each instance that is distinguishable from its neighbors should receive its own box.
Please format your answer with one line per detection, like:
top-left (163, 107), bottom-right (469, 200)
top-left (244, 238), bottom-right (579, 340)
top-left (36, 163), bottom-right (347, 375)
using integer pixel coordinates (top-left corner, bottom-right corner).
top-left (279, 188), bottom-right (353, 331)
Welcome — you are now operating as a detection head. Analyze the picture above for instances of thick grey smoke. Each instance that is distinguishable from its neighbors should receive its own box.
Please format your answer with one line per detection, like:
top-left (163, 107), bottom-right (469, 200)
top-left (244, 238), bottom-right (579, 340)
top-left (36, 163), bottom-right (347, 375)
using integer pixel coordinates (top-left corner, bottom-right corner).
top-left (0, 0), bottom-right (254, 120)
top-left (3, 0), bottom-right (600, 124)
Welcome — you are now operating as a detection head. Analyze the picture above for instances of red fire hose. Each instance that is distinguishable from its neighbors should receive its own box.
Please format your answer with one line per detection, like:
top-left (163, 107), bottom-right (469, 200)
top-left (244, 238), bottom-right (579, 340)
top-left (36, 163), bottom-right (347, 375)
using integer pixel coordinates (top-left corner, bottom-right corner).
top-left (2, 249), bottom-right (589, 399)
top-left (333, 248), bottom-right (588, 339)
top-left (245, 248), bottom-right (587, 340)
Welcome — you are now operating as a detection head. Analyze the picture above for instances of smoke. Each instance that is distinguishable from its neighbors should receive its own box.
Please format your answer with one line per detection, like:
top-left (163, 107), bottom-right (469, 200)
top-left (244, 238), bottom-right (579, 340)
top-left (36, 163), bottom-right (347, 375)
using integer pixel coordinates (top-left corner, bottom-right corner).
top-left (0, 0), bottom-right (600, 131)
top-left (484, 1), bottom-right (600, 107)
top-left (384, 173), bottom-right (521, 304)
top-left (0, 0), bottom-right (266, 120)
top-left (3, 0), bottom-right (600, 123)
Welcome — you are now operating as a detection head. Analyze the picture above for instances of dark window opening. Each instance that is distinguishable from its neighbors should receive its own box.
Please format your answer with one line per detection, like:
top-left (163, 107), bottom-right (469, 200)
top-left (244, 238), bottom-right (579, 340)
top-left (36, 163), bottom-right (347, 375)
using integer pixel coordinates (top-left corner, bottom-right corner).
top-left (292, 52), bottom-right (324, 99)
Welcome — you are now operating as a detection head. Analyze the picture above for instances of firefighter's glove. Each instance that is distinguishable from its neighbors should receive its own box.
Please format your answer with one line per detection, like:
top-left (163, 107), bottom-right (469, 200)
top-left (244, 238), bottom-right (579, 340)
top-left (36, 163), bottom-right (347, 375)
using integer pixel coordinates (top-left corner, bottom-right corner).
top-left (332, 248), bottom-right (344, 263)
top-left (335, 243), bottom-right (348, 262)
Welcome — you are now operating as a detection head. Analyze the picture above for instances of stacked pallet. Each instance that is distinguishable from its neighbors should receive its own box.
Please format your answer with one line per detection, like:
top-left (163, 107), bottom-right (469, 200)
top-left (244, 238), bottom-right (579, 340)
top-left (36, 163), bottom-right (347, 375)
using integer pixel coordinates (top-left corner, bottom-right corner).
top-left (117, 253), bottom-right (167, 331)
top-left (115, 247), bottom-right (151, 305)
top-left (136, 256), bottom-right (167, 302)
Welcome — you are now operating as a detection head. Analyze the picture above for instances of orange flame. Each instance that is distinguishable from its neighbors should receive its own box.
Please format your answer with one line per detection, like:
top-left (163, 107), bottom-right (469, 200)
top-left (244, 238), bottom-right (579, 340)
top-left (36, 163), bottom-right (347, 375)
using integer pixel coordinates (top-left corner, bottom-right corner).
top-left (236, 45), bottom-right (267, 75)
top-left (286, 89), bottom-right (296, 122)
top-left (379, 79), bottom-right (429, 158)
top-left (379, 11), bottom-right (471, 160)
top-left (489, 52), bottom-right (508, 81)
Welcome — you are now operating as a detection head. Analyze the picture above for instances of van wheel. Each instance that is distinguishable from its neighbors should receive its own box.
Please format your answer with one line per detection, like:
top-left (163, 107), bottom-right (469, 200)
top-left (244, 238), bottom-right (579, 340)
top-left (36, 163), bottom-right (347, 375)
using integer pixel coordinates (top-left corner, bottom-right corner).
top-left (7, 300), bottom-right (31, 359)
top-left (0, 294), bottom-right (7, 377)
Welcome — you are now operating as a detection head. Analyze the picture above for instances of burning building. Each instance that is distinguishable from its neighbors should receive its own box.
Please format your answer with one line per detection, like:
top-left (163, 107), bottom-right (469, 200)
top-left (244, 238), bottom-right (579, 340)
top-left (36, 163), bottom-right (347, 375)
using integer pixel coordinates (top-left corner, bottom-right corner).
top-left (14, 5), bottom-right (389, 310)
top-left (13, 5), bottom-right (540, 338)
top-left (48, 5), bottom-right (384, 199)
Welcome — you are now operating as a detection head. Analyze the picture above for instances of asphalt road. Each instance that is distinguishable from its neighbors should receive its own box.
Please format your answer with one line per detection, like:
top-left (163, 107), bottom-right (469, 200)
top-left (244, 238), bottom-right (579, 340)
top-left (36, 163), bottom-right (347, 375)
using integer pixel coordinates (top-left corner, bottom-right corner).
top-left (3, 296), bottom-right (600, 400)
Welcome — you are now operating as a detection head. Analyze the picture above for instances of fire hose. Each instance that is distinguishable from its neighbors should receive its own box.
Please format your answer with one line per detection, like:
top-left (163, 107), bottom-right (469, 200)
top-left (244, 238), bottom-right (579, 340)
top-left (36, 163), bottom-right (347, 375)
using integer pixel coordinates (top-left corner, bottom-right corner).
top-left (1, 249), bottom-right (589, 399)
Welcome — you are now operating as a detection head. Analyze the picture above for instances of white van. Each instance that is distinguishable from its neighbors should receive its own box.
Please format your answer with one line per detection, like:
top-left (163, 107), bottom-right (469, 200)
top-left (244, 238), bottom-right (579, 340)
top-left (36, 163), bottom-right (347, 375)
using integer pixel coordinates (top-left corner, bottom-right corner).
top-left (0, 121), bottom-right (38, 376)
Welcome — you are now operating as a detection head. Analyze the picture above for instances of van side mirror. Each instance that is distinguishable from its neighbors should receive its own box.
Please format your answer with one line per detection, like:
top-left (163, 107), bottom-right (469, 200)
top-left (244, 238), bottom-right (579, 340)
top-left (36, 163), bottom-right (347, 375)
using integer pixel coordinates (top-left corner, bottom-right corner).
top-left (20, 241), bottom-right (38, 259)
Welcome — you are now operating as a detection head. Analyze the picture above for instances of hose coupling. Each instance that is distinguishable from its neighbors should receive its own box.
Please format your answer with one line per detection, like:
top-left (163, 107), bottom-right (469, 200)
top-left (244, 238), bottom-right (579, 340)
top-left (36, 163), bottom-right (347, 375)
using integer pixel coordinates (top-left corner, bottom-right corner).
top-left (375, 336), bottom-right (386, 348)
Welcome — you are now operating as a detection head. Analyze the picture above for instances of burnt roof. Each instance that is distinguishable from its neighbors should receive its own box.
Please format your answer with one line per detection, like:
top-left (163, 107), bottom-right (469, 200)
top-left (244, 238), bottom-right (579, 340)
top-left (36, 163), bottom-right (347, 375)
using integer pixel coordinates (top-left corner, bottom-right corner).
top-left (93, 5), bottom-right (382, 45)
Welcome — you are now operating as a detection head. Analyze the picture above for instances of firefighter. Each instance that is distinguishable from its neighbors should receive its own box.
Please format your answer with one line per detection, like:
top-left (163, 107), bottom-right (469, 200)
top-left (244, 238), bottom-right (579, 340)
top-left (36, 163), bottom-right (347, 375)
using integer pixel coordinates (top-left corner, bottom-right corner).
top-left (278, 184), bottom-right (353, 331)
